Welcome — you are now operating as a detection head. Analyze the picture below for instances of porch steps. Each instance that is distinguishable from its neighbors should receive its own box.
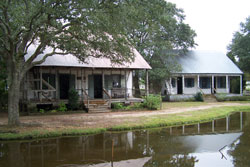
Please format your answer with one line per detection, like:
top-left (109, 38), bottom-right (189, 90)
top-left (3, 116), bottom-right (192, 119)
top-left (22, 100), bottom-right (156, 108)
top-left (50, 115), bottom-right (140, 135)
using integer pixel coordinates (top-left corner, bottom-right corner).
top-left (203, 95), bottom-right (217, 102)
top-left (84, 100), bottom-right (111, 113)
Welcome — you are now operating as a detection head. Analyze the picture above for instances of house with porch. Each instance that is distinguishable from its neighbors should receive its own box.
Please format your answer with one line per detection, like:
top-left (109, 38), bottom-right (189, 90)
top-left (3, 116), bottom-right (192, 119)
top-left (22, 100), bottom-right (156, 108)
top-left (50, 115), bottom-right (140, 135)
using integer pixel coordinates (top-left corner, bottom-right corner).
top-left (162, 51), bottom-right (243, 101)
top-left (22, 48), bottom-right (151, 112)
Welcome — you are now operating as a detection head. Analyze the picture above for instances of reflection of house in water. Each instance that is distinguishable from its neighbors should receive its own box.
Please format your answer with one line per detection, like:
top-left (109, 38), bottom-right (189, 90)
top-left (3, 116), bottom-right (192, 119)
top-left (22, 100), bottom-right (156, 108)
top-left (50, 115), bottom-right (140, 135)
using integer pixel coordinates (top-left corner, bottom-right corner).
top-left (0, 112), bottom-right (249, 167)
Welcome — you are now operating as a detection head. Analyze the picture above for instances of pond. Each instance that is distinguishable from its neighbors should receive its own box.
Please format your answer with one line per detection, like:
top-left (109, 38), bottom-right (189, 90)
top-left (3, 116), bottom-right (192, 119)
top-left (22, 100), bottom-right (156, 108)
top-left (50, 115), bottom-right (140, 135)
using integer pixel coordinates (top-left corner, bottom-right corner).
top-left (0, 112), bottom-right (250, 167)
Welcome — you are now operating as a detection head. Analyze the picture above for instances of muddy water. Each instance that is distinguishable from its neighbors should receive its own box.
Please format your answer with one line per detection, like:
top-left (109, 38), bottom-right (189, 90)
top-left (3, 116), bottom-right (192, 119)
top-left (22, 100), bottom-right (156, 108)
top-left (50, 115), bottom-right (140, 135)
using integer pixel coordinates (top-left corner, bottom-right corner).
top-left (1, 112), bottom-right (250, 167)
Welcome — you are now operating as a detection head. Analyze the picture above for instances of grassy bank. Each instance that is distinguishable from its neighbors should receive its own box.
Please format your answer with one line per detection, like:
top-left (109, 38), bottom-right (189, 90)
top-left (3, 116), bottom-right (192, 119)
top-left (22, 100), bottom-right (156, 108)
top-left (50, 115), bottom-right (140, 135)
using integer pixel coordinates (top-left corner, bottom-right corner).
top-left (109, 105), bottom-right (250, 131)
top-left (0, 128), bottom-right (106, 141)
top-left (1, 104), bottom-right (250, 141)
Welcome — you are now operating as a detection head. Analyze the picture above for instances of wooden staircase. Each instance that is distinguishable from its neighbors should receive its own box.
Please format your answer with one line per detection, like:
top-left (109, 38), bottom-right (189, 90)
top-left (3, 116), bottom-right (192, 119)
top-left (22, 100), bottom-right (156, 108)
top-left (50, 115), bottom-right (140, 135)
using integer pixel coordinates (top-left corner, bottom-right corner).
top-left (203, 94), bottom-right (217, 102)
top-left (84, 100), bottom-right (111, 113)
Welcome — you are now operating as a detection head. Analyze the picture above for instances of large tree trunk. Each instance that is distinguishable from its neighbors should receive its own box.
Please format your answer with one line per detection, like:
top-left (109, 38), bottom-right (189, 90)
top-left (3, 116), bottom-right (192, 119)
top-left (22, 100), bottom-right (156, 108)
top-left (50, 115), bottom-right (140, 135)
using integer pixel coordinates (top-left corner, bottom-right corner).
top-left (7, 68), bottom-right (23, 126)
top-left (133, 71), bottom-right (141, 97)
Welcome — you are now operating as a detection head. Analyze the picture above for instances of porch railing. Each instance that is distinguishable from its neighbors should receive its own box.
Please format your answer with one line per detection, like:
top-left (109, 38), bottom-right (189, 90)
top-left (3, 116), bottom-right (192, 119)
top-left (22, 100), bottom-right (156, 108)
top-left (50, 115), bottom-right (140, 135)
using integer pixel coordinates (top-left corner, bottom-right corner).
top-left (103, 88), bottom-right (111, 108)
top-left (82, 89), bottom-right (90, 109)
top-left (198, 87), bottom-right (205, 95)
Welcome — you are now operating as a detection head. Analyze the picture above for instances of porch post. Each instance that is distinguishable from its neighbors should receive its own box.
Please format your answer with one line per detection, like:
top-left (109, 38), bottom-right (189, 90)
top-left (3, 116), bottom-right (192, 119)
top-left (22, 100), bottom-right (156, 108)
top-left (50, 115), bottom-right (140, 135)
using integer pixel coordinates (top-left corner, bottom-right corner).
top-left (169, 77), bottom-right (172, 94)
top-left (182, 75), bottom-right (185, 94)
top-left (197, 75), bottom-right (200, 93)
top-left (102, 69), bottom-right (105, 99)
top-left (240, 75), bottom-right (242, 95)
top-left (146, 69), bottom-right (149, 96)
top-left (56, 69), bottom-right (59, 99)
top-left (40, 67), bottom-right (43, 101)
top-left (125, 70), bottom-right (128, 100)
top-left (81, 68), bottom-right (83, 101)
top-left (212, 75), bottom-right (214, 94)
top-left (226, 75), bottom-right (229, 93)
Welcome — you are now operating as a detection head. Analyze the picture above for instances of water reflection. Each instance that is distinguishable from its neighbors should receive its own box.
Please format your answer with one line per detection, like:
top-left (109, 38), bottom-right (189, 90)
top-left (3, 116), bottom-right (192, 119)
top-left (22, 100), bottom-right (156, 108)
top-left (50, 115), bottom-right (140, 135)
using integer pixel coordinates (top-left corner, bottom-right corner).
top-left (0, 112), bottom-right (249, 167)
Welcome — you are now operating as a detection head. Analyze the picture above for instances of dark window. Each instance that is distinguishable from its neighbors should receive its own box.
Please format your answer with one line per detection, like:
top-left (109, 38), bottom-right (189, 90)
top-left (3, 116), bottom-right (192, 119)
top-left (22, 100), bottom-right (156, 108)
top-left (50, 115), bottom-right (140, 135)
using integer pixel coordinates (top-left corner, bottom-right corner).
top-left (42, 73), bottom-right (56, 90)
top-left (200, 77), bottom-right (211, 89)
top-left (217, 77), bottom-right (226, 88)
top-left (112, 75), bottom-right (121, 88)
top-left (171, 78), bottom-right (176, 88)
top-left (185, 78), bottom-right (194, 88)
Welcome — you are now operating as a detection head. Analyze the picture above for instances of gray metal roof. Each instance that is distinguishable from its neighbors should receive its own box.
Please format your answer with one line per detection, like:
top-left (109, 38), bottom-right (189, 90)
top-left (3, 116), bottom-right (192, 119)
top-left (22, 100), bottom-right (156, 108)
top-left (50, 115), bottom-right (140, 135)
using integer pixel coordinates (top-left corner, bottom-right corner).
top-left (25, 46), bottom-right (151, 70)
top-left (173, 50), bottom-right (243, 74)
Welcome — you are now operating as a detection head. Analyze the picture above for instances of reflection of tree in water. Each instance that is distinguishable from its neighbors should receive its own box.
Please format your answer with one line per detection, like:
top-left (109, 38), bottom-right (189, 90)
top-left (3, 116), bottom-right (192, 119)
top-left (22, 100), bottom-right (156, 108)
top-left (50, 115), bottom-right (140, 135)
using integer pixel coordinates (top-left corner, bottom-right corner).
top-left (145, 154), bottom-right (197, 167)
top-left (141, 129), bottom-right (198, 167)
top-left (229, 114), bottom-right (250, 167)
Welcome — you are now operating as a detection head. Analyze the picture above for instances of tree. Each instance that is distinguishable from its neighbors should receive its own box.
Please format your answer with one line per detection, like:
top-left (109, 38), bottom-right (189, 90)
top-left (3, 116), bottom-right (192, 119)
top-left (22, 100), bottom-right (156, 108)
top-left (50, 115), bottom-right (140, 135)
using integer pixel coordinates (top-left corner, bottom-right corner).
top-left (227, 16), bottom-right (250, 72)
top-left (0, 0), bottom-right (133, 126)
top-left (119, 0), bottom-right (196, 94)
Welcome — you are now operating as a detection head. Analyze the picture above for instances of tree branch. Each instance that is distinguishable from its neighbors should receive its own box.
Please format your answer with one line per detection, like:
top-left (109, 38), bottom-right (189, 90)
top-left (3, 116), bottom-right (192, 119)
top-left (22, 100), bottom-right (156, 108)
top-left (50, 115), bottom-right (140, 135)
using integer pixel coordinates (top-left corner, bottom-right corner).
top-left (30, 50), bottom-right (67, 67)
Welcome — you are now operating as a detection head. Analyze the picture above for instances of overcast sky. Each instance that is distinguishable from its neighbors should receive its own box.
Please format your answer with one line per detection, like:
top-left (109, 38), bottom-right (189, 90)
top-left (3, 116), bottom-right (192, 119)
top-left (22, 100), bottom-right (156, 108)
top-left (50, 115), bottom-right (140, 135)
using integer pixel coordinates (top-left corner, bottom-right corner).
top-left (168, 0), bottom-right (250, 53)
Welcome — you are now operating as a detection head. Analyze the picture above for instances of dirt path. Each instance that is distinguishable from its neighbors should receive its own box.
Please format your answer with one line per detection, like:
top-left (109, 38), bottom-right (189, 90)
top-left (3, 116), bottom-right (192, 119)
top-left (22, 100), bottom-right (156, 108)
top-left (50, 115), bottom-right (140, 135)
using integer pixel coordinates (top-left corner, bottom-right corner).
top-left (0, 102), bottom-right (249, 132)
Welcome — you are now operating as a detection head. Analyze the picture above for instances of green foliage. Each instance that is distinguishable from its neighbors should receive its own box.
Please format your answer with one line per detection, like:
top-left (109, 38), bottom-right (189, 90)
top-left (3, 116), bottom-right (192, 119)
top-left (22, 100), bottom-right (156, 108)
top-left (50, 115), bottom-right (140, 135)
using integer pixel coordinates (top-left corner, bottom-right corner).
top-left (216, 95), bottom-right (250, 102)
top-left (113, 103), bottom-right (126, 110)
top-left (112, 102), bottom-right (144, 110)
top-left (39, 109), bottom-right (45, 114)
top-left (50, 110), bottom-right (57, 113)
top-left (143, 94), bottom-right (162, 110)
top-left (68, 89), bottom-right (79, 110)
top-left (58, 102), bottom-right (67, 112)
top-left (194, 92), bottom-right (204, 102)
top-left (118, 0), bottom-right (196, 93)
top-left (227, 16), bottom-right (250, 73)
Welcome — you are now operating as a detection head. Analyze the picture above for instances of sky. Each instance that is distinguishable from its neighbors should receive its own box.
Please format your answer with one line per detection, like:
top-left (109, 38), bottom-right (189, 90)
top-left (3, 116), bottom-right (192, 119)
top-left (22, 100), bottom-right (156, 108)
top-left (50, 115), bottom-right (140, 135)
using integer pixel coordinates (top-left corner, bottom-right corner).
top-left (167, 0), bottom-right (250, 54)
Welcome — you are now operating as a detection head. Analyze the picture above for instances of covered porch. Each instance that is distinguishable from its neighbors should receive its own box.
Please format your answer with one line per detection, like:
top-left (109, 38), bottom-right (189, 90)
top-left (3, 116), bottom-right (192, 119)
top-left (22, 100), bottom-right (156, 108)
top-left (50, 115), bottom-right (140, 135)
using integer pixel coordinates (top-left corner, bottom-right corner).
top-left (22, 66), bottom-right (149, 111)
top-left (164, 74), bottom-right (243, 96)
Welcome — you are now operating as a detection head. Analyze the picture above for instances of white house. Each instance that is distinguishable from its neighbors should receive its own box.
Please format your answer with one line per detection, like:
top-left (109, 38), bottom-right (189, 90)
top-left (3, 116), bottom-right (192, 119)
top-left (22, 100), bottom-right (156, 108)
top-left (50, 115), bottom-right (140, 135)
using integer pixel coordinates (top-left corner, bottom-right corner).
top-left (21, 48), bottom-right (151, 112)
top-left (162, 51), bottom-right (243, 100)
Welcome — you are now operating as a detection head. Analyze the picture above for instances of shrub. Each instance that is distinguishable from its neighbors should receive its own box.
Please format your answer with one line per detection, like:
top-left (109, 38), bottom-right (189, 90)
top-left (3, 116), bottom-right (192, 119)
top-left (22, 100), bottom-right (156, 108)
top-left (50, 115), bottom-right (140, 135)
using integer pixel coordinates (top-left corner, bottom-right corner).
top-left (39, 109), bottom-right (45, 114)
top-left (50, 110), bottom-right (57, 113)
top-left (194, 92), bottom-right (204, 102)
top-left (68, 88), bottom-right (79, 110)
top-left (113, 103), bottom-right (126, 110)
top-left (58, 102), bottom-right (67, 112)
top-left (143, 94), bottom-right (162, 110)
top-left (216, 95), bottom-right (250, 102)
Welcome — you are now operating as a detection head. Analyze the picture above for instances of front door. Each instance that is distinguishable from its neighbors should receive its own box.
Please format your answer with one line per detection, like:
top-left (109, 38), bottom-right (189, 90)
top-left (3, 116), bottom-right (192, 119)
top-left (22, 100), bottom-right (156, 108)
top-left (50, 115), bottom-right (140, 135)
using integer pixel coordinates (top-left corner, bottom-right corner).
top-left (177, 77), bottom-right (183, 94)
top-left (213, 77), bottom-right (217, 94)
top-left (59, 74), bottom-right (70, 99)
top-left (59, 74), bottom-right (75, 99)
top-left (94, 75), bottom-right (103, 98)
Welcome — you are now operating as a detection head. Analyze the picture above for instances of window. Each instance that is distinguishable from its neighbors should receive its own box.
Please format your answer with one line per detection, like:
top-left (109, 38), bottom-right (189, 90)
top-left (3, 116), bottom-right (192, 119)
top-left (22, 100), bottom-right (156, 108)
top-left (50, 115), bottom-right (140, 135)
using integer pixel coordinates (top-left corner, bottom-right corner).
top-left (42, 73), bottom-right (56, 90)
top-left (199, 77), bottom-right (211, 89)
top-left (171, 78), bottom-right (176, 88)
top-left (112, 75), bottom-right (121, 88)
top-left (185, 78), bottom-right (194, 88)
top-left (217, 77), bottom-right (226, 88)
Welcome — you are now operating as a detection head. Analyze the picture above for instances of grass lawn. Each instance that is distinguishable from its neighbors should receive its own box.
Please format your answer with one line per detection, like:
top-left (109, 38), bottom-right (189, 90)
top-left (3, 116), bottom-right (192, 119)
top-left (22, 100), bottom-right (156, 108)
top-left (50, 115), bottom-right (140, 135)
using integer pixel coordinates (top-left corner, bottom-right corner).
top-left (162, 101), bottom-right (210, 109)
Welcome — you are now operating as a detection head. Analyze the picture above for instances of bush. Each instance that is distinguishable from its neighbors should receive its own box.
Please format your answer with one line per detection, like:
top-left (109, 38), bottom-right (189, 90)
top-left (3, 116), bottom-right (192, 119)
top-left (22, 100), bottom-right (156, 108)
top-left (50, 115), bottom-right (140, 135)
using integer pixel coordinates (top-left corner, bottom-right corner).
top-left (112, 103), bottom-right (126, 110)
top-left (194, 92), bottom-right (204, 102)
top-left (39, 109), bottom-right (45, 114)
top-left (68, 88), bottom-right (79, 110)
top-left (216, 95), bottom-right (250, 102)
top-left (143, 94), bottom-right (162, 110)
top-left (58, 102), bottom-right (67, 112)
